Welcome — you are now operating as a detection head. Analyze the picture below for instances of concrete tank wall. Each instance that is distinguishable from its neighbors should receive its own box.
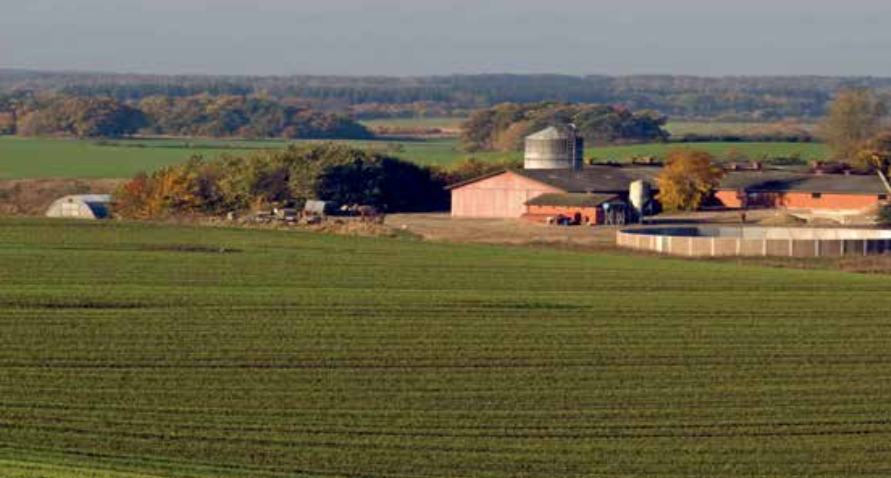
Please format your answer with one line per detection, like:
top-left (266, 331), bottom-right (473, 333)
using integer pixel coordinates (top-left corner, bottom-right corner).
top-left (617, 227), bottom-right (891, 258)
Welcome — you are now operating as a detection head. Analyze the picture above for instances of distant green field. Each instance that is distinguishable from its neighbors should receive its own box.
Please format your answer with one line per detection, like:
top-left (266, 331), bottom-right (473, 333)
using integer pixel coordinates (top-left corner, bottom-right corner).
top-left (0, 137), bottom-right (515, 179)
top-left (0, 137), bottom-right (262, 180)
top-left (360, 119), bottom-right (817, 136)
top-left (2, 219), bottom-right (891, 477)
top-left (360, 119), bottom-right (817, 138)
top-left (361, 117), bottom-right (467, 130)
top-left (591, 141), bottom-right (827, 162)
top-left (0, 136), bottom-right (828, 180)
top-left (666, 121), bottom-right (817, 137)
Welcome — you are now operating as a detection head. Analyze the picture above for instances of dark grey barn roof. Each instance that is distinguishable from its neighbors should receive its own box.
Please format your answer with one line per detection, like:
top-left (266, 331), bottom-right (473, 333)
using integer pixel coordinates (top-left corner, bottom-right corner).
top-left (450, 166), bottom-right (891, 196)
top-left (719, 171), bottom-right (890, 195)
top-left (514, 166), bottom-right (661, 193)
top-left (525, 193), bottom-right (621, 208)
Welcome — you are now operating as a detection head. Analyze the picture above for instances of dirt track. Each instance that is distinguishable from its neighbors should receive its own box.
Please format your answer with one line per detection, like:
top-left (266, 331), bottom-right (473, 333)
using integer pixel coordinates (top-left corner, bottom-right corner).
top-left (386, 214), bottom-right (629, 249)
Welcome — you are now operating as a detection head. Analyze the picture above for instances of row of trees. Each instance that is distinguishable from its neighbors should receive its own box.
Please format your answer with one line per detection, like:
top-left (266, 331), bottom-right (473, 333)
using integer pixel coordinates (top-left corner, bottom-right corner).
top-left (461, 102), bottom-right (668, 152)
top-left (113, 143), bottom-right (449, 219)
top-left (0, 93), bottom-right (373, 139)
top-left (6, 70), bottom-right (891, 120)
top-left (136, 95), bottom-right (372, 139)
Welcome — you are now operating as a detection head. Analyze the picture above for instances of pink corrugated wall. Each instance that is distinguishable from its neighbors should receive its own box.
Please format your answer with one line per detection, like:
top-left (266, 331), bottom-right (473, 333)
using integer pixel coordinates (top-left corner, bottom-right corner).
top-left (451, 172), bottom-right (562, 218)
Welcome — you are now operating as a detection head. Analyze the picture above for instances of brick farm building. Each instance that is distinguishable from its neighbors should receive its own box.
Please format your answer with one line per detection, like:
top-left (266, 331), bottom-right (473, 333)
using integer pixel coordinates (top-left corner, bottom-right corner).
top-left (450, 127), bottom-right (891, 223)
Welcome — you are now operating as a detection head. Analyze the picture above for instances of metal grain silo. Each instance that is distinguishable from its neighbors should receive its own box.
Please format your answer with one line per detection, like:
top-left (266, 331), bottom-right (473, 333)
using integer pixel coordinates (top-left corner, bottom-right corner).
top-left (524, 126), bottom-right (584, 170)
top-left (629, 180), bottom-right (652, 214)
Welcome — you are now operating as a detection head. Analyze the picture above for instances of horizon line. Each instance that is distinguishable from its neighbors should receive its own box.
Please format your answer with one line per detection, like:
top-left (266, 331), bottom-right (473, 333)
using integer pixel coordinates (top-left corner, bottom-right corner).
top-left (3, 67), bottom-right (891, 82)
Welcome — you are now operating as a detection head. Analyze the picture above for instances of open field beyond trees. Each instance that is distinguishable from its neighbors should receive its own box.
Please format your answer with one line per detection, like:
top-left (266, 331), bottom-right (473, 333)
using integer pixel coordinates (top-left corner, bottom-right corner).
top-left (1, 219), bottom-right (891, 477)
top-left (361, 117), bottom-right (468, 130)
top-left (361, 119), bottom-right (816, 137)
top-left (665, 121), bottom-right (817, 137)
top-left (0, 136), bottom-right (829, 179)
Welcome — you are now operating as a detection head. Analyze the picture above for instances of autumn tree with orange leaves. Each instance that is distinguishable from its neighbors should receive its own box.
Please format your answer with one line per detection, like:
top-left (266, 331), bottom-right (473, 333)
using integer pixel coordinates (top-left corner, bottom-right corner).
top-left (656, 149), bottom-right (725, 212)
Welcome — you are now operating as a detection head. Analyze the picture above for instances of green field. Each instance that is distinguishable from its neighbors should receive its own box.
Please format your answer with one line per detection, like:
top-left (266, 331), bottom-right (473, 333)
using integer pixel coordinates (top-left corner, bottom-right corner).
top-left (591, 141), bottom-right (827, 162)
top-left (360, 119), bottom-right (816, 137)
top-left (1, 219), bottom-right (891, 477)
top-left (0, 136), bottom-right (830, 180)
top-left (666, 121), bottom-right (817, 137)
top-left (0, 137), bottom-right (519, 179)
top-left (361, 117), bottom-right (467, 130)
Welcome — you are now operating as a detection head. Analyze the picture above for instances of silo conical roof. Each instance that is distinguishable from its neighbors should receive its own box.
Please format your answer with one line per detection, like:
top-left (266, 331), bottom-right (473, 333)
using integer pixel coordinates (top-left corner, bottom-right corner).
top-left (526, 126), bottom-right (573, 140)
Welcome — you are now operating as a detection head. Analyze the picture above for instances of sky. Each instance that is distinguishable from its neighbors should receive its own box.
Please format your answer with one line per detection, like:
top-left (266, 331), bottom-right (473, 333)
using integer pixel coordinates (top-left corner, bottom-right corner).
top-left (2, 0), bottom-right (891, 77)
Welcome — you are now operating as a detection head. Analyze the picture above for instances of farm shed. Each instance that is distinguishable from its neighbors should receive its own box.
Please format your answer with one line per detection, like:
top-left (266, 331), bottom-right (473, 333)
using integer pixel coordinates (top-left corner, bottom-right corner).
top-left (524, 193), bottom-right (624, 225)
top-left (716, 171), bottom-right (891, 212)
top-left (45, 194), bottom-right (112, 220)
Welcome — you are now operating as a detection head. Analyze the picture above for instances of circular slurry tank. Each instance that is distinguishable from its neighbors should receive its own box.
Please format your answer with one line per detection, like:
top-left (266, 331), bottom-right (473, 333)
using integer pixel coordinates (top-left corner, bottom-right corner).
top-left (617, 226), bottom-right (891, 258)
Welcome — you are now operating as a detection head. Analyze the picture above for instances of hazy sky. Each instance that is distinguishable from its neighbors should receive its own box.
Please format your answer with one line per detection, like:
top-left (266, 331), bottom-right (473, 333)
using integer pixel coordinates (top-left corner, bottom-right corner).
top-left (2, 0), bottom-right (891, 77)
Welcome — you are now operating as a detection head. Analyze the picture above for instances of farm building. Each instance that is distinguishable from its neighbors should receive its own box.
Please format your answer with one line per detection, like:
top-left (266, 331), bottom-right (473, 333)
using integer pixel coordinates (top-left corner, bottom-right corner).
top-left (450, 125), bottom-right (659, 223)
top-left (449, 167), bottom-right (658, 222)
top-left (46, 194), bottom-right (112, 220)
top-left (450, 127), bottom-right (891, 222)
top-left (715, 171), bottom-right (890, 212)
top-left (525, 193), bottom-right (626, 225)
top-left (451, 166), bottom-right (891, 221)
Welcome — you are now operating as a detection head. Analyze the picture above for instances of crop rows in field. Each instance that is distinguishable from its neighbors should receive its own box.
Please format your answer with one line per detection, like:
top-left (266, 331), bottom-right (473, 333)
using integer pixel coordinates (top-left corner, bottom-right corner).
top-left (0, 219), bottom-right (890, 477)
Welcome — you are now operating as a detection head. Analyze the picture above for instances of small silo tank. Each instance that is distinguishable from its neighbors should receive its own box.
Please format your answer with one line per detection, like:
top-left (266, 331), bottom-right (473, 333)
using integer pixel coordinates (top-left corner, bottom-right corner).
top-left (524, 126), bottom-right (584, 170)
top-left (629, 180), bottom-right (652, 214)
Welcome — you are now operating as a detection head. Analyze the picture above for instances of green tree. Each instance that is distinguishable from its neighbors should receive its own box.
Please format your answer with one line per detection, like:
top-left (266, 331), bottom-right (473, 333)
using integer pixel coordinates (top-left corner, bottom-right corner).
top-left (136, 94), bottom-right (373, 140)
top-left (21, 96), bottom-right (146, 138)
top-left (460, 102), bottom-right (668, 153)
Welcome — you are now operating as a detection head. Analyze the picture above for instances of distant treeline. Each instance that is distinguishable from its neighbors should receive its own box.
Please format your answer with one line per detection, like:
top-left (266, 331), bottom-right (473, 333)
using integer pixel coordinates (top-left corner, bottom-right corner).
top-left (4, 70), bottom-right (891, 120)
top-left (461, 103), bottom-right (668, 152)
top-left (0, 92), bottom-right (372, 139)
